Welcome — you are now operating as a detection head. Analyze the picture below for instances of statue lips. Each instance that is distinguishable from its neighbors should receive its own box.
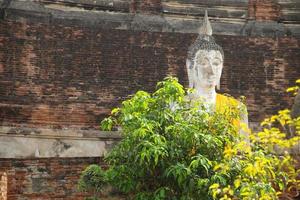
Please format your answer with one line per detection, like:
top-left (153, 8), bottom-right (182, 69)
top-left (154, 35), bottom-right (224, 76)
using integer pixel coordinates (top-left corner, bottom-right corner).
top-left (207, 77), bottom-right (216, 85)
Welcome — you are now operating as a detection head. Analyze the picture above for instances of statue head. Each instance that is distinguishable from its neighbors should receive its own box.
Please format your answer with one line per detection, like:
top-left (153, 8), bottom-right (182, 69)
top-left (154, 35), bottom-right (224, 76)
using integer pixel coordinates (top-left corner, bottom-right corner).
top-left (187, 11), bottom-right (224, 90)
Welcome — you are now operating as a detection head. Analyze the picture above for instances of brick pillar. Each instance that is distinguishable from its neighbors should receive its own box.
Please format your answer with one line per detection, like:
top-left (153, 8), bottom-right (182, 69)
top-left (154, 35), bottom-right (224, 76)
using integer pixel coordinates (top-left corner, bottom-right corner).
top-left (0, 172), bottom-right (7, 200)
top-left (130, 0), bottom-right (162, 14)
top-left (248, 0), bottom-right (281, 21)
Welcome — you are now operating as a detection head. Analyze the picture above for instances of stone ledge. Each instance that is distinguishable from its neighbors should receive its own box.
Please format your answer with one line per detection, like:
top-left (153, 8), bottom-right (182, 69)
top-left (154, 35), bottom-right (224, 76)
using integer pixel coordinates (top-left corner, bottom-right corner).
top-left (2, 0), bottom-right (300, 37)
top-left (41, 0), bottom-right (130, 12)
top-left (0, 126), bottom-right (122, 140)
top-left (0, 126), bottom-right (121, 158)
top-left (162, 1), bottom-right (248, 19)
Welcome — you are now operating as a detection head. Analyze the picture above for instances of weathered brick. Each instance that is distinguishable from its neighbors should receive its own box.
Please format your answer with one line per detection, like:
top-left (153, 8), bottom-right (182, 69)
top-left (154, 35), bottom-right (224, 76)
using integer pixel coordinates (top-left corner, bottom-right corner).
top-left (0, 157), bottom-right (103, 200)
top-left (249, 0), bottom-right (281, 21)
top-left (130, 0), bottom-right (162, 14)
top-left (0, 20), bottom-right (299, 127)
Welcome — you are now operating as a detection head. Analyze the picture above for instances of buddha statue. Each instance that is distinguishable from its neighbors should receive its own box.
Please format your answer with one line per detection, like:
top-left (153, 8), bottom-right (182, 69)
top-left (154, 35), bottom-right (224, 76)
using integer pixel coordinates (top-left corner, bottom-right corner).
top-left (186, 11), bottom-right (248, 134)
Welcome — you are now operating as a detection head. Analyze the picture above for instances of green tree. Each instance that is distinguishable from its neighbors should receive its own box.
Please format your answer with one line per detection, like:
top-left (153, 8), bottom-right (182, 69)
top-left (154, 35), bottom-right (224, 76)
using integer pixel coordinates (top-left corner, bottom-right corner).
top-left (79, 77), bottom-right (300, 200)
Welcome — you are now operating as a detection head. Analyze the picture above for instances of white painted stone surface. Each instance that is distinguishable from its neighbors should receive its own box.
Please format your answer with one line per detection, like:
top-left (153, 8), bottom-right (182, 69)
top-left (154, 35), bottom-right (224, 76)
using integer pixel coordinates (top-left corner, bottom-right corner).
top-left (0, 126), bottom-right (121, 158)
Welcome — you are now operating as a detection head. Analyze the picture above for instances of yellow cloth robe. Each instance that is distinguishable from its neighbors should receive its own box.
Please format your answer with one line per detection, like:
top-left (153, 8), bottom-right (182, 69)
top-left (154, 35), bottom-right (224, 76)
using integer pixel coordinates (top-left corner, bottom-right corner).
top-left (215, 94), bottom-right (246, 130)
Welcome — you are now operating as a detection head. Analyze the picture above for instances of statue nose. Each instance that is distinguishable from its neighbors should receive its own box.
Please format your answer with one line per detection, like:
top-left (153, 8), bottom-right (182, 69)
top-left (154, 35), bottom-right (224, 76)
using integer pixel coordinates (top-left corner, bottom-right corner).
top-left (207, 64), bottom-right (214, 75)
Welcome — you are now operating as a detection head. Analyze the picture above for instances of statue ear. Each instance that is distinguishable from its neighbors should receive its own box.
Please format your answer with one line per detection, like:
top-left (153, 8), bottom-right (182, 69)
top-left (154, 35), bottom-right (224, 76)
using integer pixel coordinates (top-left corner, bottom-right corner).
top-left (186, 59), bottom-right (194, 88)
top-left (186, 59), bottom-right (192, 69)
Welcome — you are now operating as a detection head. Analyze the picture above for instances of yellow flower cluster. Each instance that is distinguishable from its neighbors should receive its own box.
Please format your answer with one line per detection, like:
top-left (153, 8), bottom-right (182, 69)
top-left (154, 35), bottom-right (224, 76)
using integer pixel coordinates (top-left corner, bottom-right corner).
top-left (209, 79), bottom-right (300, 200)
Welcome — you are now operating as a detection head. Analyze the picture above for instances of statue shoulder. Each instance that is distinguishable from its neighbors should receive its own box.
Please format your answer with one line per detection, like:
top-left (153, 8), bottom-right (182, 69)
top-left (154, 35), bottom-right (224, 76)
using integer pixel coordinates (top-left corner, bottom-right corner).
top-left (216, 94), bottom-right (239, 106)
top-left (216, 93), bottom-right (247, 114)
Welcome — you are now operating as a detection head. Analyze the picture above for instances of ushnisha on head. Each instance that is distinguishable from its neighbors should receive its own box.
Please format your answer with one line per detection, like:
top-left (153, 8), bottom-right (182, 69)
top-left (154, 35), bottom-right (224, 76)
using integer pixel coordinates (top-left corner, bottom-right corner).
top-left (186, 10), bottom-right (224, 90)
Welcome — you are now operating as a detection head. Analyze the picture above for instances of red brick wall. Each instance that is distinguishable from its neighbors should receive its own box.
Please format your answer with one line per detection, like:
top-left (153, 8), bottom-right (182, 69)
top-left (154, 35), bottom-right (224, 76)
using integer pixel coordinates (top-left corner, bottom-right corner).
top-left (0, 157), bottom-right (103, 200)
top-left (0, 20), bottom-right (299, 128)
top-left (249, 0), bottom-right (281, 21)
top-left (130, 0), bottom-right (162, 13)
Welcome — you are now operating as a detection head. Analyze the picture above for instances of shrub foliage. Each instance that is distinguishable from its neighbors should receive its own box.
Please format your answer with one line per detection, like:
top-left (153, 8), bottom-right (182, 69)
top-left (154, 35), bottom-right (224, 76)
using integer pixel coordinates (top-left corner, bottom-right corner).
top-left (79, 77), bottom-right (300, 200)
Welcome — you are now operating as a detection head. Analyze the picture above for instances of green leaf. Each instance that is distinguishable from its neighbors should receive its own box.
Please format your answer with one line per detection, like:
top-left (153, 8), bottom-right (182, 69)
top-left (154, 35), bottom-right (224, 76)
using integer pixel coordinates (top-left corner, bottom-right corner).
top-left (100, 117), bottom-right (114, 131)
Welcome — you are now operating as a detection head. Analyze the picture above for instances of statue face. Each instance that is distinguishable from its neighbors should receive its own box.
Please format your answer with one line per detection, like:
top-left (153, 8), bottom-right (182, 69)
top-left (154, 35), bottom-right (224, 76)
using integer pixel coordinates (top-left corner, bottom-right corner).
top-left (193, 50), bottom-right (223, 89)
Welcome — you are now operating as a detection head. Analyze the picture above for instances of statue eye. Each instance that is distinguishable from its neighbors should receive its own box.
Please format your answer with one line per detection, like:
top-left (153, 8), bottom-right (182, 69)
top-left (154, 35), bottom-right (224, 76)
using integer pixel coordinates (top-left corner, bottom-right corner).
top-left (197, 58), bottom-right (209, 66)
top-left (213, 62), bottom-right (220, 66)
